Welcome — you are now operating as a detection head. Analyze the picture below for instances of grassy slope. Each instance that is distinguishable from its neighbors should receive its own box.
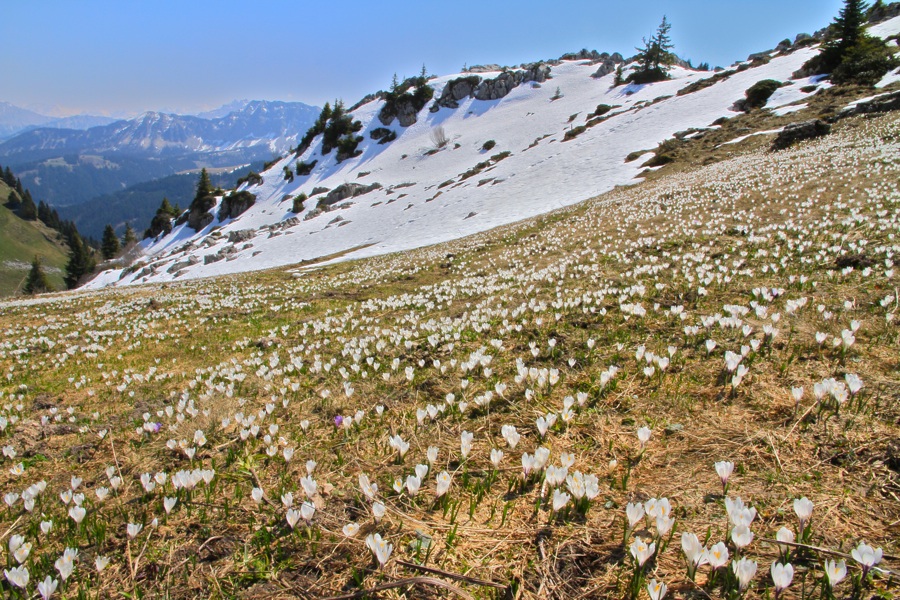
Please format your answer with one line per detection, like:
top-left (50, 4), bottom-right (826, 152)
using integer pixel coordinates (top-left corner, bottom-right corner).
top-left (0, 112), bottom-right (897, 599)
top-left (0, 182), bottom-right (68, 295)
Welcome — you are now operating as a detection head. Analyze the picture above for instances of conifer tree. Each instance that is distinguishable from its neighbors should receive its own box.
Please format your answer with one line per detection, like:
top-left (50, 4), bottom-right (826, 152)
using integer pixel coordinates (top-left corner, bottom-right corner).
top-left (122, 223), bottom-right (137, 246)
top-left (19, 190), bottom-right (37, 220)
top-left (835, 0), bottom-right (869, 53)
top-left (803, 0), bottom-right (896, 84)
top-left (101, 224), bottom-right (121, 259)
top-left (189, 168), bottom-right (215, 214)
top-left (629, 16), bottom-right (676, 84)
top-left (23, 256), bottom-right (52, 294)
top-left (64, 232), bottom-right (94, 289)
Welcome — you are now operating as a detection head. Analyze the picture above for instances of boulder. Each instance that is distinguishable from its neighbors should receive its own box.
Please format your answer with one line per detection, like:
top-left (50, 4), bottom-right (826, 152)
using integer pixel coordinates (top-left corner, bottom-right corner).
top-left (771, 119), bottom-right (831, 151)
top-left (592, 58), bottom-right (622, 79)
top-left (217, 191), bottom-right (256, 221)
top-left (318, 183), bottom-right (383, 209)
top-left (187, 209), bottom-right (213, 232)
top-left (228, 229), bottom-right (255, 244)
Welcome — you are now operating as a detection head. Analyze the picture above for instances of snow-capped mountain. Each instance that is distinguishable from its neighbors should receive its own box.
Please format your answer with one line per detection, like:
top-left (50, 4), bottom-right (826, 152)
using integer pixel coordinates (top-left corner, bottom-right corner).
top-left (0, 100), bottom-right (321, 210)
top-left (0, 100), bottom-right (320, 159)
top-left (87, 16), bottom-right (900, 289)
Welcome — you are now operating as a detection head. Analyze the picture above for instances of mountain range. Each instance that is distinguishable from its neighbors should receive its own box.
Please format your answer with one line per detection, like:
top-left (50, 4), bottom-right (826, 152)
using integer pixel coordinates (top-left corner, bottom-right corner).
top-left (0, 100), bottom-right (320, 237)
top-left (0, 101), bottom-right (118, 140)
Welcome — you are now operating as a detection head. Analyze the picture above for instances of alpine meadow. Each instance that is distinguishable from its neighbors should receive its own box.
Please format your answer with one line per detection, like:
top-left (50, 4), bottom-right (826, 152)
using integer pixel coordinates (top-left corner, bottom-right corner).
top-left (1, 1), bottom-right (900, 599)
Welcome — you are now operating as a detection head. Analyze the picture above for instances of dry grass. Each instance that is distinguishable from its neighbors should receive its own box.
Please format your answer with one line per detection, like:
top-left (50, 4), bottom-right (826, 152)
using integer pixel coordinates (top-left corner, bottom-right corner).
top-left (0, 112), bottom-right (898, 599)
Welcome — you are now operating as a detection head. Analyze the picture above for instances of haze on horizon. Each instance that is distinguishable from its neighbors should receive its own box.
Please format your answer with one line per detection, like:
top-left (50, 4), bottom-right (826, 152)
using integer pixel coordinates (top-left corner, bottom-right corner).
top-left (3, 0), bottom-right (843, 118)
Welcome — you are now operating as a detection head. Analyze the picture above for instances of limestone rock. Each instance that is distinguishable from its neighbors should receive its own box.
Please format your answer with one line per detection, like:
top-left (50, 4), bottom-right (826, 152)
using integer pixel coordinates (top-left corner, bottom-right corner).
top-left (771, 120), bottom-right (831, 151)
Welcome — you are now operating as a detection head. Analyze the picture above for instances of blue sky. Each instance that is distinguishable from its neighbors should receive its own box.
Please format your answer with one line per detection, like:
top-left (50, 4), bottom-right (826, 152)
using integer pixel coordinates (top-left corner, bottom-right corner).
top-left (3, 0), bottom-right (843, 117)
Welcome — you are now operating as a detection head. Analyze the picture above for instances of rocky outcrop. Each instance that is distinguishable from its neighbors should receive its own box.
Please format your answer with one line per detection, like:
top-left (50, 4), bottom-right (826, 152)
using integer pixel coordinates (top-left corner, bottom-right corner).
top-left (432, 64), bottom-right (552, 110)
top-left (591, 53), bottom-right (625, 78)
top-left (869, 2), bottom-right (900, 23)
top-left (433, 76), bottom-right (482, 110)
top-left (473, 64), bottom-right (551, 100)
top-left (187, 209), bottom-right (214, 232)
top-left (217, 191), bottom-right (256, 221)
top-left (771, 120), bottom-right (831, 150)
top-left (318, 183), bottom-right (382, 209)
top-left (228, 229), bottom-right (255, 244)
top-left (840, 90), bottom-right (900, 117)
top-left (378, 97), bottom-right (421, 127)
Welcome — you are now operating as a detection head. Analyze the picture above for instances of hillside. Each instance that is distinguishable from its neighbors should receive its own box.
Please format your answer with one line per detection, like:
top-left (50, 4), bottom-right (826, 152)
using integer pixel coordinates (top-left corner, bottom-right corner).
top-left (57, 165), bottom-right (263, 240)
top-left (88, 15), bottom-right (900, 290)
top-left (0, 104), bottom-right (896, 598)
top-left (0, 181), bottom-right (69, 295)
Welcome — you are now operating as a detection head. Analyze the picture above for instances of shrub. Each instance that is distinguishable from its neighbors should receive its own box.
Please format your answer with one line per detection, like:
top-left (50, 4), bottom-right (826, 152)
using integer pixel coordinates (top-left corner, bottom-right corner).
top-left (592, 104), bottom-right (618, 117)
top-left (431, 126), bottom-right (450, 148)
top-left (370, 128), bottom-right (397, 144)
top-left (564, 125), bottom-right (588, 141)
top-left (743, 79), bottom-right (782, 111)
top-left (482, 140), bottom-right (496, 151)
top-left (832, 37), bottom-right (898, 85)
top-left (236, 171), bottom-right (263, 187)
top-left (292, 193), bottom-right (308, 213)
top-left (336, 135), bottom-right (363, 162)
top-left (296, 160), bottom-right (318, 176)
top-left (283, 166), bottom-right (294, 182)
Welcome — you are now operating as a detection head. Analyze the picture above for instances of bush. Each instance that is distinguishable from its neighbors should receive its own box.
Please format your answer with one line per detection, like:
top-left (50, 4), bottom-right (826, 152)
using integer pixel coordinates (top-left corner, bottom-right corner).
top-left (292, 193), bottom-right (308, 213)
top-left (336, 135), bottom-right (363, 162)
top-left (832, 37), bottom-right (898, 85)
top-left (482, 140), bottom-right (496, 151)
top-left (743, 79), bottom-right (782, 110)
top-left (370, 128), bottom-right (397, 144)
top-left (591, 104), bottom-right (618, 117)
top-left (283, 166), bottom-right (294, 182)
top-left (431, 126), bottom-right (449, 148)
top-left (296, 160), bottom-right (318, 176)
top-left (236, 171), bottom-right (263, 187)
top-left (564, 125), bottom-right (588, 141)
top-left (626, 67), bottom-right (670, 85)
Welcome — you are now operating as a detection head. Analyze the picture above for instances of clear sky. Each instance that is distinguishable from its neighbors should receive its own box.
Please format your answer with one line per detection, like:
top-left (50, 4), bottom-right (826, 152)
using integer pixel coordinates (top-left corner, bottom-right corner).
top-left (3, 0), bottom-right (844, 117)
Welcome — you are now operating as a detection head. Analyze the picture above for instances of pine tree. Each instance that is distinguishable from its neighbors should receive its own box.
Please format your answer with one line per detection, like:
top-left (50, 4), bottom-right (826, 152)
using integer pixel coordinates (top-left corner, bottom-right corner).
top-left (835, 0), bottom-right (869, 53)
top-left (101, 224), bottom-right (121, 259)
top-left (23, 256), bottom-right (52, 295)
top-left (629, 16), bottom-right (676, 84)
top-left (804, 0), bottom-right (896, 83)
top-left (19, 190), bottom-right (37, 220)
top-left (189, 169), bottom-right (214, 214)
top-left (123, 223), bottom-right (137, 246)
top-left (64, 232), bottom-right (94, 289)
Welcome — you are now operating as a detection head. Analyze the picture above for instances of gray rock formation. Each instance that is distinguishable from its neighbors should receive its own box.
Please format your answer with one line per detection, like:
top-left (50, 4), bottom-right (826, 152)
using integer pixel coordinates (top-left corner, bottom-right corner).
top-left (378, 97), bottom-right (421, 127)
top-left (592, 54), bottom-right (625, 79)
top-left (473, 64), bottom-right (551, 101)
top-left (187, 209), bottom-right (214, 232)
top-left (318, 182), bottom-right (383, 209)
top-left (433, 76), bottom-right (483, 110)
top-left (840, 90), bottom-right (900, 117)
top-left (432, 64), bottom-right (551, 109)
top-left (772, 120), bottom-right (831, 150)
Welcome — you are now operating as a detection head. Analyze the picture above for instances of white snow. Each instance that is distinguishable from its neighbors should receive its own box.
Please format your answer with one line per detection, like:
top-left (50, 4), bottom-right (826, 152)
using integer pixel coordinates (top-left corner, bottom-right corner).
top-left (84, 44), bottom-right (844, 289)
top-left (771, 103), bottom-right (809, 116)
